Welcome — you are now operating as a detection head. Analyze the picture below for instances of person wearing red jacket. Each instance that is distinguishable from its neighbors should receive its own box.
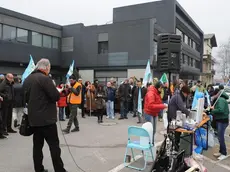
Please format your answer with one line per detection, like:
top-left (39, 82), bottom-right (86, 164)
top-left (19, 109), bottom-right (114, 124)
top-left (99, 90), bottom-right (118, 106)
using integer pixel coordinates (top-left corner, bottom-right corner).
top-left (57, 83), bottom-right (68, 121)
top-left (144, 81), bottom-right (167, 145)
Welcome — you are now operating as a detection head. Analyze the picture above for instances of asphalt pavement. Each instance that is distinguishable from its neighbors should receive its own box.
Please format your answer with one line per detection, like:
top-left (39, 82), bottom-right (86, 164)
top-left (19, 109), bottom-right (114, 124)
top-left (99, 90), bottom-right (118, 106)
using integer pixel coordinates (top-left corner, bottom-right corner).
top-left (0, 112), bottom-right (230, 172)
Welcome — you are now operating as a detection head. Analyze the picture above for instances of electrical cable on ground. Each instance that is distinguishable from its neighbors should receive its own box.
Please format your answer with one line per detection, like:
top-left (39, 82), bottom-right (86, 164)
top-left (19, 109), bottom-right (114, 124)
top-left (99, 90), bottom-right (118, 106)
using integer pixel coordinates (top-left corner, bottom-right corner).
top-left (58, 119), bottom-right (86, 172)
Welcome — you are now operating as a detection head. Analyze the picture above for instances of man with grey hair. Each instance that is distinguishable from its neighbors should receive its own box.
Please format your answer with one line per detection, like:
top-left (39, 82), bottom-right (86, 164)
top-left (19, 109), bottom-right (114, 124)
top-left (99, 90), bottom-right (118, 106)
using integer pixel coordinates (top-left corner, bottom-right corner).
top-left (0, 73), bottom-right (16, 135)
top-left (23, 58), bottom-right (67, 172)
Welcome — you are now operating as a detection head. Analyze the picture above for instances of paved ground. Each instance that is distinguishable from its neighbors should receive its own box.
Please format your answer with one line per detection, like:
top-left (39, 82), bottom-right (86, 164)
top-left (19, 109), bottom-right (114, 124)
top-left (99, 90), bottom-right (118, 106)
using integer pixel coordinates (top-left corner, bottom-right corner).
top-left (0, 112), bottom-right (230, 172)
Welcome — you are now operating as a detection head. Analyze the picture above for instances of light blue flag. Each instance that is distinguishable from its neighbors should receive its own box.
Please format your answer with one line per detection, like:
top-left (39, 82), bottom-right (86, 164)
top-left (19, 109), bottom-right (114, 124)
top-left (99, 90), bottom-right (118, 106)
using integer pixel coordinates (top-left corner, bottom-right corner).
top-left (142, 59), bottom-right (153, 87)
top-left (192, 88), bottom-right (204, 110)
top-left (205, 91), bottom-right (211, 107)
top-left (192, 89), bottom-right (198, 110)
top-left (137, 88), bottom-right (142, 115)
top-left (21, 55), bottom-right (35, 83)
top-left (66, 60), bottom-right (75, 84)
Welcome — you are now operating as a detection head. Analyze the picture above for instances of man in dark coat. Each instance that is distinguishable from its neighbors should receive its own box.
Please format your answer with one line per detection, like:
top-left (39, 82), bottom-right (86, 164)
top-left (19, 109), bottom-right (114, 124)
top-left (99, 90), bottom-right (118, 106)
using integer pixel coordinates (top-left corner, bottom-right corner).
top-left (118, 79), bottom-right (131, 120)
top-left (0, 73), bottom-right (16, 134)
top-left (23, 58), bottom-right (67, 172)
top-left (13, 77), bottom-right (24, 128)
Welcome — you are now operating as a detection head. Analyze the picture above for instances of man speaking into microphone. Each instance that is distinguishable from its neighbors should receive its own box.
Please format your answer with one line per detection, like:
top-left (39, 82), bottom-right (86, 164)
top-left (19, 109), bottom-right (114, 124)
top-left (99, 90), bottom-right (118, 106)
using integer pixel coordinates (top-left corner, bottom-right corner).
top-left (23, 58), bottom-right (67, 172)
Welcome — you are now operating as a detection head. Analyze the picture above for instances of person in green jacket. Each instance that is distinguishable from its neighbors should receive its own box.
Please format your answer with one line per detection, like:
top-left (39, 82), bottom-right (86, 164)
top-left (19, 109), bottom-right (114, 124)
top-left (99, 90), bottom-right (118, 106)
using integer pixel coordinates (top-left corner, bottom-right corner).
top-left (211, 91), bottom-right (229, 160)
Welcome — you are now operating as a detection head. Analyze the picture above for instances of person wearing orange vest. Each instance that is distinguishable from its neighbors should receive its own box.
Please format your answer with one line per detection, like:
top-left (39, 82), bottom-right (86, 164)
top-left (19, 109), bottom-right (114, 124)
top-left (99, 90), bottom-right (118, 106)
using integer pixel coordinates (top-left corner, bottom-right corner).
top-left (62, 75), bottom-right (82, 134)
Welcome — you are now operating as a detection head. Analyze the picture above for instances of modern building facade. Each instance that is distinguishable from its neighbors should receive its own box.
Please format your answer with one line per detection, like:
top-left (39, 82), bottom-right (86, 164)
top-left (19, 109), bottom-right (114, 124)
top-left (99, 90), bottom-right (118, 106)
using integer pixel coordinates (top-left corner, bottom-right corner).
top-left (0, 0), bottom-right (204, 84)
top-left (201, 34), bottom-right (217, 85)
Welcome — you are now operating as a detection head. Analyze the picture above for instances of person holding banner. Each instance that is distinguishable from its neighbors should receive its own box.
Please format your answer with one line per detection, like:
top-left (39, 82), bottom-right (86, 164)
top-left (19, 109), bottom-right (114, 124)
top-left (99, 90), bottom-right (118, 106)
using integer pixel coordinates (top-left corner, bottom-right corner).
top-left (62, 75), bottom-right (82, 133)
top-left (133, 80), bottom-right (147, 123)
top-left (210, 89), bottom-right (229, 160)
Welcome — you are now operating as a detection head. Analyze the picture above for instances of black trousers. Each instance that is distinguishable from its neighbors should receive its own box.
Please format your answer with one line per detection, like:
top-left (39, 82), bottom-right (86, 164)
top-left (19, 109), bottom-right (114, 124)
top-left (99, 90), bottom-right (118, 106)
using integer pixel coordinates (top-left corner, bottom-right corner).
top-left (97, 109), bottom-right (104, 121)
top-left (33, 124), bottom-right (66, 172)
top-left (65, 106), bottom-right (70, 118)
top-left (0, 109), bottom-right (3, 135)
top-left (2, 103), bottom-right (13, 132)
top-left (80, 100), bottom-right (85, 117)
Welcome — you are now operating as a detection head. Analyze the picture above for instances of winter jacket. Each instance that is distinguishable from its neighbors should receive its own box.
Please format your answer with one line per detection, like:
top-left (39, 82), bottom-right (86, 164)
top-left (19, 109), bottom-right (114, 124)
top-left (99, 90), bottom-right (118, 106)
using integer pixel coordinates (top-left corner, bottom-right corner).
top-left (57, 87), bottom-right (68, 107)
top-left (13, 83), bottom-right (24, 108)
top-left (105, 87), bottom-right (116, 102)
top-left (95, 89), bottom-right (106, 110)
top-left (161, 86), bottom-right (169, 101)
top-left (144, 86), bottom-right (165, 116)
top-left (0, 78), bottom-right (14, 103)
top-left (168, 90), bottom-right (190, 120)
top-left (211, 92), bottom-right (229, 123)
top-left (133, 87), bottom-right (147, 107)
top-left (23, 70), bottom-right (60, 127)
top-left (118, 83), bottom-right (131, 102)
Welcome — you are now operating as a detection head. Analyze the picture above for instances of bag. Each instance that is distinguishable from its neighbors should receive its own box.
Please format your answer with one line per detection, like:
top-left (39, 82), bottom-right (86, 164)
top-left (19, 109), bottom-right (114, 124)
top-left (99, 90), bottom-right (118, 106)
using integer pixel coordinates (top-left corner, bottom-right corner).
top-left (19, 113), bottom-right (34, 136)
top-left (195, 128), bottom-right (207, 150)
top-left (163, 110), bottom-right (168, 129)
top-left (208, 128), bottom-right (215, 147)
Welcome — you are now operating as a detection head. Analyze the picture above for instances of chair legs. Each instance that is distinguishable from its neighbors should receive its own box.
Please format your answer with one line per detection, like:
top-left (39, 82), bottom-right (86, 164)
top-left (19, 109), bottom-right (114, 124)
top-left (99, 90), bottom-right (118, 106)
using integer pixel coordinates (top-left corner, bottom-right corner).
top-left (150, 147), bottom-right (154, 161)
top-left (131, 148), bottom-right (135, 161)
top-left (123, 147), bottom-right (129, 164)
top-left (124, 148), bottom-right (154, 171)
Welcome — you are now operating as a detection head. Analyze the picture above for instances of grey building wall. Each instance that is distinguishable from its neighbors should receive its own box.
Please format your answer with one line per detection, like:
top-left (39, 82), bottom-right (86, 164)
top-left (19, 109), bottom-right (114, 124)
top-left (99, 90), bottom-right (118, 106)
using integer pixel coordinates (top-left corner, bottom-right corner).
top-left (113, 0), bottom-right (176, 33)
top-left (175, 2), bottom-right (204, 74)
top-left (0, 7), bottom-right (61, 30)
top-left (62, 19), bottom-right (153, 69)
top-left (0, 40), bottom-right (61, 66)
top-left (0, 7), bottom-right (62, 67)
top-left (113, 0), bottom-right (204, 77)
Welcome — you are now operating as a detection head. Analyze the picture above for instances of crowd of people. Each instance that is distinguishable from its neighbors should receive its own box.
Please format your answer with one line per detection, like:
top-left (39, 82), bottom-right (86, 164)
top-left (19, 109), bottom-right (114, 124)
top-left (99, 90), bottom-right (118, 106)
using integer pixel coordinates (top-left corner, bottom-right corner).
top-left (0, 58), bottom-right (229, 171)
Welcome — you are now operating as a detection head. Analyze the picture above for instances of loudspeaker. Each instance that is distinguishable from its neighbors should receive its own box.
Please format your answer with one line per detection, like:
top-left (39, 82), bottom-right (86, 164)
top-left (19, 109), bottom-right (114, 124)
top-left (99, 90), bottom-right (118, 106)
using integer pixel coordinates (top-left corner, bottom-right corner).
top-left (157, 34), bottom-right (182, 72)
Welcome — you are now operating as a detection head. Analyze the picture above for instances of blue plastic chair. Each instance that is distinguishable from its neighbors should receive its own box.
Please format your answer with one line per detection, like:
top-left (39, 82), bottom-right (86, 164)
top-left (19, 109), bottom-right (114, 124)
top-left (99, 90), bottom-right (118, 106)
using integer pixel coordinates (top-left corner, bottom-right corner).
top-left (124, 126), bottom-right (154, 171)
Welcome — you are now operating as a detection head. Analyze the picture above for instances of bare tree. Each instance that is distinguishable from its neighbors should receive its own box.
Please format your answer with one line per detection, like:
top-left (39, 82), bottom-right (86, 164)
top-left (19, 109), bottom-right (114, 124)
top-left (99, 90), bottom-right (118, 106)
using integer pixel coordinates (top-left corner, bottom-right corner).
top-left (216, 39), bottom-right (230, 80)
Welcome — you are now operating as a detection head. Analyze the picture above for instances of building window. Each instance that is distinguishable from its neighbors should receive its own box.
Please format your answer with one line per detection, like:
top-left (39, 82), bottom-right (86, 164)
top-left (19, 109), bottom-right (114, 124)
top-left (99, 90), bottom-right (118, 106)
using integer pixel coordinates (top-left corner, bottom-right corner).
top-left (191, 40), bottom-right (194, 48)
top-left (188, 37), bottom-right (191, 46)
top-left (184, 35), bottom-right (188, 44)
top-left (43, 35), bottom-right (52, 48)
top-left (195, 43), bottom-right (201, 52)
top-left (195, 60), bottom-right (200, 69)
top-left (182, 33), bottom-right (185, 42)
top-left (17, 28), bottom-right (28, 43)
top-left (191, 58), bottom-right (194, 67)
top-left (193, 41), bottom-right (196, 50)
top-left (3, 25), bottom-right (16, 41)
top-left (184, 54), bottom-right (188, 64)
top-left (182, 54), bottom-right (185, 64)
top-left (176, 28), bottom-right (182, 37)
top-left (187, 56), bottom-right (190, 66)
top-left (52, 37), bottom-right (59, 49)
top-left (32, 32), bottom-right (42, 47)
top-left (98, 41), bottom-right (108, 54)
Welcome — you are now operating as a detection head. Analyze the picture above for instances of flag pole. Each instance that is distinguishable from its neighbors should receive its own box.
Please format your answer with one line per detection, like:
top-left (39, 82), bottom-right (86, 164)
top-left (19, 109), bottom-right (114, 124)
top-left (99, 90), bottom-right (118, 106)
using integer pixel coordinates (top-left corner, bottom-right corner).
top-left (213, 79), bottom-right (230, 107)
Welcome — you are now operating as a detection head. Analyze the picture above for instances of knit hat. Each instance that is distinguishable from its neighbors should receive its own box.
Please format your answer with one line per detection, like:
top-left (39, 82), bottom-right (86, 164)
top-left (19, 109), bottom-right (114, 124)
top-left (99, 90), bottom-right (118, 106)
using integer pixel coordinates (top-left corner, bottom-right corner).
top-left (155, 81), bottom-right (163, 89)
top-left (181, 86), bottom-right (190, 94)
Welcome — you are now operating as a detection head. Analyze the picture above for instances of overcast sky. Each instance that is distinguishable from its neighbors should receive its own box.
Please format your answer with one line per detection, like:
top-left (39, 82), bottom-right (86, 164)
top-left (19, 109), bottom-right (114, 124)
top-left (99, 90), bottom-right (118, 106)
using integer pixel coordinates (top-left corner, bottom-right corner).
top-left (0, 0), bottom-right (229, 51)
